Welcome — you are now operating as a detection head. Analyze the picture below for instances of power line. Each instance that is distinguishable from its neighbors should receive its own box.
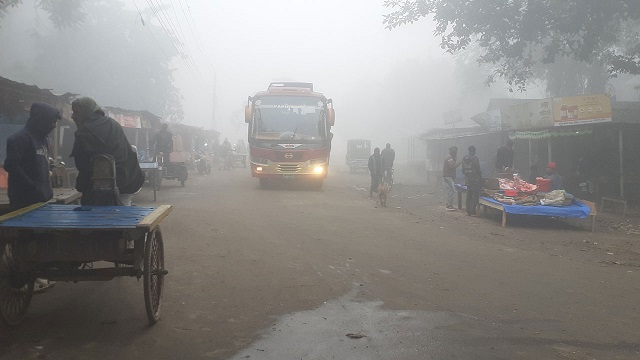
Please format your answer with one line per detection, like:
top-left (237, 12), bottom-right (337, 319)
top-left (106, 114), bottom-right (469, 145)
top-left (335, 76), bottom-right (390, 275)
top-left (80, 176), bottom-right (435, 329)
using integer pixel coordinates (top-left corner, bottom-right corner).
top-left (144, 0), bottom-right (206, 89)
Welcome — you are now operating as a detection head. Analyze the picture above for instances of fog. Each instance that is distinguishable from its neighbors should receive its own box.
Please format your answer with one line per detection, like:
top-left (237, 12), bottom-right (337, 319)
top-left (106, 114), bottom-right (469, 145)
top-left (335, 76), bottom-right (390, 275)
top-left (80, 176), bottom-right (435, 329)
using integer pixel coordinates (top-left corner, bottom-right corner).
top-left (0, 0), bottom-right (522, 159)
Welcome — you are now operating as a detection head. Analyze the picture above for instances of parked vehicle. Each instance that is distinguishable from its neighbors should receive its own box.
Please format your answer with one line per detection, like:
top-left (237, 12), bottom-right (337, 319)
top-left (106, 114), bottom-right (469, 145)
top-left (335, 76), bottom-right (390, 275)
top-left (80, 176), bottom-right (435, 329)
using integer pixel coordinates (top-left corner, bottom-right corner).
top-left (346, 139), bottom-right (371, 173)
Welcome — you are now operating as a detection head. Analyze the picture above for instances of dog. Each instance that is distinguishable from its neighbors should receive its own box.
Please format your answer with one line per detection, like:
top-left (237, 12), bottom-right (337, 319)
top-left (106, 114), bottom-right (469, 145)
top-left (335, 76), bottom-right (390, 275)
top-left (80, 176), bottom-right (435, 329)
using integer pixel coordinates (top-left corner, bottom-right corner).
top-left (377, 181), bottom-right (390, 207)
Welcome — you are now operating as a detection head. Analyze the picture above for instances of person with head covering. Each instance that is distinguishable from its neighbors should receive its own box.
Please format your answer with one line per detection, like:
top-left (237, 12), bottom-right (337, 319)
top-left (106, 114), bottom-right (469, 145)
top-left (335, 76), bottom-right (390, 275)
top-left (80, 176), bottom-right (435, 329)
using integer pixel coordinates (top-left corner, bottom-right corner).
top-left (368, 147), bottom-right (383, 198)
top-left (71, 97), bottom-right (144, 205)
top-left (545, 162), bottom-right (563, 191)
top-left (442, 145), bottom-right (460, 211)
top-left (3, 103), bottom-right (60, 210)
top-left (462, 145), bottom-right (482, 216)
top-left (4, 102), bottom-right (61, 292)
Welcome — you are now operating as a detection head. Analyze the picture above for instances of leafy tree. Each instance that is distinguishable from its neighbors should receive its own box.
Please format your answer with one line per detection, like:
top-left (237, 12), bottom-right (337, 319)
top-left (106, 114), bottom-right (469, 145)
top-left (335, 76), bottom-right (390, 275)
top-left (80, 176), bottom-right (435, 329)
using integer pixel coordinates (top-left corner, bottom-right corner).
top-left (1, 0), bottom-right (85, 28)
top-left (383, 0), bottom-right (640, 91)
top-left (0, 0), bottom-right (184, 122)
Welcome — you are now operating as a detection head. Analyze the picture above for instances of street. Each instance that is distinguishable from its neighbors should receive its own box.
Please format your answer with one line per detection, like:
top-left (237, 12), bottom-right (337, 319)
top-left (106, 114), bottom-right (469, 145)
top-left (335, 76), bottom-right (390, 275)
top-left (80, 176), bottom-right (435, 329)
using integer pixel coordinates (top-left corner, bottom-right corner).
top-left (2, 165), bottom-right (640, 360)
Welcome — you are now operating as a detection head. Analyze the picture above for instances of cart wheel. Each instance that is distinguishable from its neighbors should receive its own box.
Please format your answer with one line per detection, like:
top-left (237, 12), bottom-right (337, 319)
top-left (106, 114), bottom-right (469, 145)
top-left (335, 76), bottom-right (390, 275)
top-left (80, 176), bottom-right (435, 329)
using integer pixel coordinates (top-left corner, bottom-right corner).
top-left (143, 228), bottom-right (165, 325)
top-left (0, 242), bottom-right (35, 327)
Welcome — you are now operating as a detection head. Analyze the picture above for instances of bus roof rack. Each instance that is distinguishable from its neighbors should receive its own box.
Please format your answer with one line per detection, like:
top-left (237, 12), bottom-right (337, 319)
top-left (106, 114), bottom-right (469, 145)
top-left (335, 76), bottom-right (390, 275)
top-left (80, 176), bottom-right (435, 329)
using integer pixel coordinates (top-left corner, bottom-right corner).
top-left (268, 82), bottom-right (313, 91)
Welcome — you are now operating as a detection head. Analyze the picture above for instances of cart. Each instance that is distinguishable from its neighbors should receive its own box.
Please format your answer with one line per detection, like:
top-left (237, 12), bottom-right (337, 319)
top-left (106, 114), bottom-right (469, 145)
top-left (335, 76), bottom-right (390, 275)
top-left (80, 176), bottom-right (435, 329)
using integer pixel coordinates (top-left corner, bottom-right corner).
top-left (0, 202), bottom-right (172, 326)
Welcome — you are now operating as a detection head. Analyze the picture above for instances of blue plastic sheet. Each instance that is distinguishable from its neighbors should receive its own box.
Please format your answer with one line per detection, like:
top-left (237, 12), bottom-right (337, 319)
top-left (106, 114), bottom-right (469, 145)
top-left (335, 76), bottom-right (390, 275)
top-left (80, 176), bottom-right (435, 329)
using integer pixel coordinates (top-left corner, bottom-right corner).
top-left (482, 197), bottom-right (591, 219)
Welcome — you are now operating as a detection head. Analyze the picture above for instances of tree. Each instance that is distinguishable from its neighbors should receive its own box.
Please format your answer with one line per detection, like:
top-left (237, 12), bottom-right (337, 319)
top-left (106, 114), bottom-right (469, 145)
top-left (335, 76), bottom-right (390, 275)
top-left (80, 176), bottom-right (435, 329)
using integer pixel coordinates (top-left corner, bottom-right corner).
top-left (383, 0), bottom-right (640, 91)
top-left (1, 0), bottom-right (85, 28)
top-left (0, 0), bottom-right (184, 122)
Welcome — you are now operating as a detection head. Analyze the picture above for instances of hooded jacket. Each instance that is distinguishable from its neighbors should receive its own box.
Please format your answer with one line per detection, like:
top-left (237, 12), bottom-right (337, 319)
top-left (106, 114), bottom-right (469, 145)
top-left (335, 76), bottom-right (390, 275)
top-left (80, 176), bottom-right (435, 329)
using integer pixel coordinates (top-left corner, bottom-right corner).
top-left (3, 103), bottom-right (59, 210)
top-left (71, 98), bottom-right (144, 196)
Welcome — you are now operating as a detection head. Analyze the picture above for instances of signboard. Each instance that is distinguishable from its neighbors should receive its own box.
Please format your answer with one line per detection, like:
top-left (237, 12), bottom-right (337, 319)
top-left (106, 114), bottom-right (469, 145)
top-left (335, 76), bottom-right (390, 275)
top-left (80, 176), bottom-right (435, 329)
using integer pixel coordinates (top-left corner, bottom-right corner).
top-left (443, 109), bottom-right (463, 125)
top-left (470, 108), bottom-right (502, 131)
top-left (552, 94), bottom-right (611, 126)
top-left (509, 99), bottom-right (553, 130)
top-left (108, 112), bottom-right (142, 128)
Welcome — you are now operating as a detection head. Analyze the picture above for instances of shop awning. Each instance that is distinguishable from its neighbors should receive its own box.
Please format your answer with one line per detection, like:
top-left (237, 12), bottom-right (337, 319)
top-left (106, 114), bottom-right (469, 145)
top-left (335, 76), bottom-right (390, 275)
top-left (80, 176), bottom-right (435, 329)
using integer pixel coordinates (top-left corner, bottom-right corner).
top-left (509, 128), bottom-right (593, 140)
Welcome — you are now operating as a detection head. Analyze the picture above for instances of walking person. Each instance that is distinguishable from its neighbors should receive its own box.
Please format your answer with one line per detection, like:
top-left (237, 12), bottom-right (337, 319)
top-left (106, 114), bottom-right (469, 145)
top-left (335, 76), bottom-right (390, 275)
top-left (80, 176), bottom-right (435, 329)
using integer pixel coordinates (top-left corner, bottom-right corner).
top-left (368, 147), bottom-right (383, 198)
top-left (462, 145), bottom-right (482, 216)
top-left (442, 146), bottom-right (460, 211)
top-left (381, 143), bottom-right (395, 183)
top-left (3, 102), bottom-right (61, 292)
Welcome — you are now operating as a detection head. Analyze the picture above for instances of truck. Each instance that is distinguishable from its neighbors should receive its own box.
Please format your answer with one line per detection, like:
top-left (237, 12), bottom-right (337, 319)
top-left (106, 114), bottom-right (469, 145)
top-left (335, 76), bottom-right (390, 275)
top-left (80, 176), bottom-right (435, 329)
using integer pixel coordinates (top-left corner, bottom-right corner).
top-left (244, 82), bottom-right (335, 189)
top-left (346, 139), bottom-right (371, 173)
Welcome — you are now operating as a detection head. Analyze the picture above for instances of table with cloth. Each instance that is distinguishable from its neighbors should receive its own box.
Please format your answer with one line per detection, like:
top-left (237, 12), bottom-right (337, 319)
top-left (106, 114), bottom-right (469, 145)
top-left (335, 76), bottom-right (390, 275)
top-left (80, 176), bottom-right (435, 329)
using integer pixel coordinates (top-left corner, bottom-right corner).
top-left (454, 184), bottom-right (594, 231)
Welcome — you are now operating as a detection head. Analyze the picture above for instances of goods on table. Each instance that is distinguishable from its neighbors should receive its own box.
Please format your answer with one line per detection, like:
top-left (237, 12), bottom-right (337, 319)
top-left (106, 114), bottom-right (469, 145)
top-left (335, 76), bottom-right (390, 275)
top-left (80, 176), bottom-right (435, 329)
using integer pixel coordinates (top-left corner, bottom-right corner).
top-left (498, 174), bottom-right (538, 193)
top-left (536, 177), bottom-right (551, 193)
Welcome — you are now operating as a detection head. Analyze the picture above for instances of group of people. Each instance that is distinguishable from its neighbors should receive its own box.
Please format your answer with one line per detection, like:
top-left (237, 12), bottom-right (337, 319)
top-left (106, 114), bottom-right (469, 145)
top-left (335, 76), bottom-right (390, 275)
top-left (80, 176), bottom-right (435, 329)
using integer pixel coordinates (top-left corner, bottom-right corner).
top-left (442, 141), bottom-right (564, 215)
top-left (3, 98), bottom-right (150, 291)
top-left (368, 143), bottom-right (395, 198)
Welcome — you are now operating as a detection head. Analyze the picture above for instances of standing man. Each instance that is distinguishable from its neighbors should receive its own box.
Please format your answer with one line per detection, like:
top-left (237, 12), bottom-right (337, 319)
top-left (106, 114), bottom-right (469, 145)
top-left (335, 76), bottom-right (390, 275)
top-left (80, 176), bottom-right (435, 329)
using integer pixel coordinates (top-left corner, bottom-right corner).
top-left (495, 140), bottom-right (514, 173)
top-left (381, 143), bottom-right (395, 182)
top-left (4, 102), bottom-right (60, 291)
top-left (368, 147), bottom-right (383, 198)
top-left (462, 146), bottom-right (482, 216)
top-left (71, 97), bottom-right (144, 206)
top-left (442, 146), bottom-right (460, 211)
top-left (545, 162), bottom-right (564, 191)
top-left (152, 123), bottom-right (173, 161)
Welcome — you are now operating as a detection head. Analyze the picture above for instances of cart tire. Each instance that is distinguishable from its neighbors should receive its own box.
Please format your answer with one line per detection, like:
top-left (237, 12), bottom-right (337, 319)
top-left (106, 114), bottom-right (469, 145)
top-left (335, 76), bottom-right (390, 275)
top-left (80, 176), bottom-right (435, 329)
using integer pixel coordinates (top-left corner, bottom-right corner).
top-left (0, 242), bottom-right (35, 327)
top-left (143, 229), bottom-right (165, 325)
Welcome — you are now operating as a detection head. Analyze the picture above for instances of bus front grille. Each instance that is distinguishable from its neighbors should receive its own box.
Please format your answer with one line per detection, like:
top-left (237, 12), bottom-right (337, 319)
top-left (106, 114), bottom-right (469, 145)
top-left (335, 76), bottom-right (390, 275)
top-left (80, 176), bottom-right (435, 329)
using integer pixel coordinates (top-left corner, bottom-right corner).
top-left (278, 164), bottom-right (301, 172)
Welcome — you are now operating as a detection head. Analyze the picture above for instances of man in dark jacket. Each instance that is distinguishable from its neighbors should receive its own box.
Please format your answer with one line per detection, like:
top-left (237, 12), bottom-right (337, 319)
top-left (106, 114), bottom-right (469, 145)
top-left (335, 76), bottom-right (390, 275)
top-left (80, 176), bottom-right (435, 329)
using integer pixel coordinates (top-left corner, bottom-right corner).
top-left (3, 103), bottom-right (60, 210)
top-left (495, 140), bottom-right (514, 172)
top-left (462, 145), bottom-right (482, 216)
top-left (4, 102), bottom-right (60, 292)
top-left (152, 123), bottom-right (173, 159)
top-left (71, 97), bottom-right (144, 205)
top-left (368, 147), bottom-right (383, 198)
top-left (381, 143), bottom-right (395, 181)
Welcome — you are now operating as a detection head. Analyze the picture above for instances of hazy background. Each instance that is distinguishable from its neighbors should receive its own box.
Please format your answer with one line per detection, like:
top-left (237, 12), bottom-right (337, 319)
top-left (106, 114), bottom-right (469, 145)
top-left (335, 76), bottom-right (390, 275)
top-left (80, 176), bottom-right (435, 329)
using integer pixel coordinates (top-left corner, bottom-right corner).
top-left (1, 0), bottom-right (529, 160)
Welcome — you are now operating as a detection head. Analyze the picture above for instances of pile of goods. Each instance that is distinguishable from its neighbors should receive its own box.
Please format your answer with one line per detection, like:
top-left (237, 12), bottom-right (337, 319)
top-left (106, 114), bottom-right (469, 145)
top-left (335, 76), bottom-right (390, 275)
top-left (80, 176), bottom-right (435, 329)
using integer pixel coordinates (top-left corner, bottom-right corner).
top-left (492, 189), bottom-right (573, 206)
top-left (498, 175), bottom-right (538, 193)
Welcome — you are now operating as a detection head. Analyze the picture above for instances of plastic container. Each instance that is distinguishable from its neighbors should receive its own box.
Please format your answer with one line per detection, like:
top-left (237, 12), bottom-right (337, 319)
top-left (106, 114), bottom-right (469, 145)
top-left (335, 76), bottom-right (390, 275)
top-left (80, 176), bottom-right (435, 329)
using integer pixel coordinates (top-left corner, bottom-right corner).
top-left (504, 189), bottom-right (518, 197)
top-left (536, 177), bottom-right (551, 193)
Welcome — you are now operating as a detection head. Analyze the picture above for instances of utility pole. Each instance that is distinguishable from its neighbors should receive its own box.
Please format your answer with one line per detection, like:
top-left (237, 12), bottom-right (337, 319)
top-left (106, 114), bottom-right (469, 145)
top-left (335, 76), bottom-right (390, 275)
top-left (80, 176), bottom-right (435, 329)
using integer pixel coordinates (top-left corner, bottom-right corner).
top-left (211, 70), bottom-right (217, 131)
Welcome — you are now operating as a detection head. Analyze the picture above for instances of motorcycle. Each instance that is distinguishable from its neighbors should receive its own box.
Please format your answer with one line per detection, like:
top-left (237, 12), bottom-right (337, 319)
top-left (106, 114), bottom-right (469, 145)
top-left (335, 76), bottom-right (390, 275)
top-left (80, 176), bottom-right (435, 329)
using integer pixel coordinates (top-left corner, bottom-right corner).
top-left (195, 152), bottom-right (211, 174)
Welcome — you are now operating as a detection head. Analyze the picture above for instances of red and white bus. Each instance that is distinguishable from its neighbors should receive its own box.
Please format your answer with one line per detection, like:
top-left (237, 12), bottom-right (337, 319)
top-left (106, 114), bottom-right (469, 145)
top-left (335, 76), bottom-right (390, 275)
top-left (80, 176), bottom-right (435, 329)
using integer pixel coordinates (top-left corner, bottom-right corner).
top-left (244, 82), bottom-right (335, 189)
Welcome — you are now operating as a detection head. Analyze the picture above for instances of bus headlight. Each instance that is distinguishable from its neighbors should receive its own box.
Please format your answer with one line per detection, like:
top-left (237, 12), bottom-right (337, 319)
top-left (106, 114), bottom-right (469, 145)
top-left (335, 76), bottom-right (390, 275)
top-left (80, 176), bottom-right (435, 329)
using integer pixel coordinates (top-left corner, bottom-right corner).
top-left (313, 165), bottom-right (325, 174)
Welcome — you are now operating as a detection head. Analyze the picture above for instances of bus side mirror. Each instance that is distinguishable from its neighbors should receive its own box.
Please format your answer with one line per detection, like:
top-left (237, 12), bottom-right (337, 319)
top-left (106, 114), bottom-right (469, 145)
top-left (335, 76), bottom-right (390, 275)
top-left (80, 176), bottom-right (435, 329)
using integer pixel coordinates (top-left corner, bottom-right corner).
top-left (245, 105), bottom-right (253, 123)
top-left (326, 107), bottom-right (335, 127)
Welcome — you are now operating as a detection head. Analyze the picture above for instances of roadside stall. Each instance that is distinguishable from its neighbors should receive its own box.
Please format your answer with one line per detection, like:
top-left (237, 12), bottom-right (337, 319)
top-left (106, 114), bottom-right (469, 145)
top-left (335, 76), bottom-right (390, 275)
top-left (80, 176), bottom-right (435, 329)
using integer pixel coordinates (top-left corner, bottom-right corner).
top-left (478, 175), bottom-right (594, 230)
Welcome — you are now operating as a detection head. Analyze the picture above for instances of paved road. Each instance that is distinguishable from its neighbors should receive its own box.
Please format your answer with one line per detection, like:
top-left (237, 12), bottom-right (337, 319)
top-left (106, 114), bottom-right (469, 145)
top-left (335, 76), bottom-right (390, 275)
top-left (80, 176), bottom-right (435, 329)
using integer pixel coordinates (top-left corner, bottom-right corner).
top-left (2, 166), bottom-right (640, 359)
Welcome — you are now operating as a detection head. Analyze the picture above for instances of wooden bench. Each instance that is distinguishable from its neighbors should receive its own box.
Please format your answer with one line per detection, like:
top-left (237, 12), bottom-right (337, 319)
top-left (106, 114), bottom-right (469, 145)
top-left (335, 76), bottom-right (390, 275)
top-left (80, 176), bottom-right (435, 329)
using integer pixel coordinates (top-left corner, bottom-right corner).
top-left (600, 196), bottom-right (627, 217)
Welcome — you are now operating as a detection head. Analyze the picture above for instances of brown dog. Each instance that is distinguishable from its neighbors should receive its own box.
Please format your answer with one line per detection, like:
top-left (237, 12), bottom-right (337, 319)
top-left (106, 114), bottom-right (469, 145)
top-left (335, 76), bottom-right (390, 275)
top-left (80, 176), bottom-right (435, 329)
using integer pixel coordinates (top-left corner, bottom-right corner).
top-left (377, 182), bottom-right (390, 207)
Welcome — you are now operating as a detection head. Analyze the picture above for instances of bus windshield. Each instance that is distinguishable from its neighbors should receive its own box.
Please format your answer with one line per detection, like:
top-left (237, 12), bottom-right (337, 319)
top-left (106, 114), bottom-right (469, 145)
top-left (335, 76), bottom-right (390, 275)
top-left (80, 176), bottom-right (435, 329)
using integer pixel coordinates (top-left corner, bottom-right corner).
top-left (253, 96), bottom-right (327, 141)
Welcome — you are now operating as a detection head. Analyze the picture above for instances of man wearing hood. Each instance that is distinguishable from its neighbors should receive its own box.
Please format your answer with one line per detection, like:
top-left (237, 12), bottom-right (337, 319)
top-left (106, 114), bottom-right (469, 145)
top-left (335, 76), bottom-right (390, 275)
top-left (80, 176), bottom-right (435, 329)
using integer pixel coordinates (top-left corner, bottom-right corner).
top-left (4, 103), bottom-right (60, 292)
top-left (71, 97), bottom-right (144, 205)
top-left (3, 103), bottom-right (60, 210)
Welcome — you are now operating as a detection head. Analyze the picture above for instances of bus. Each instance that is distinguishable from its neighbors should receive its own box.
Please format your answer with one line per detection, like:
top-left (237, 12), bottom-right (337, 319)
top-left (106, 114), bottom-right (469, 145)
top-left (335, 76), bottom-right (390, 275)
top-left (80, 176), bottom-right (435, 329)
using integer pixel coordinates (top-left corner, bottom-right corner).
top-left (244, 82), bottom-right (335, 189)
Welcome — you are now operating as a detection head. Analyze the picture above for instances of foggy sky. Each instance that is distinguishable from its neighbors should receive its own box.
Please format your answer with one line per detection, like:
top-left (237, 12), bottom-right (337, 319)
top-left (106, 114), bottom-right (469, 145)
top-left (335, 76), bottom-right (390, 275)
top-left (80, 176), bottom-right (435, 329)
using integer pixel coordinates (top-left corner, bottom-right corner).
top-left (168, 0), bottom-right (514, 145)
top-left (0, 0), bottom-right (522, 151)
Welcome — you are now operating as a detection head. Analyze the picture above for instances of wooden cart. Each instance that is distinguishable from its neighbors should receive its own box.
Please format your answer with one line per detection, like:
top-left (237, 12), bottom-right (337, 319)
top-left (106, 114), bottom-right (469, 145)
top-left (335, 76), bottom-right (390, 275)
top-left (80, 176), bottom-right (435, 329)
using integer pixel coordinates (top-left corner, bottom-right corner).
top-left (0, 203), bottom-right (172, 326)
